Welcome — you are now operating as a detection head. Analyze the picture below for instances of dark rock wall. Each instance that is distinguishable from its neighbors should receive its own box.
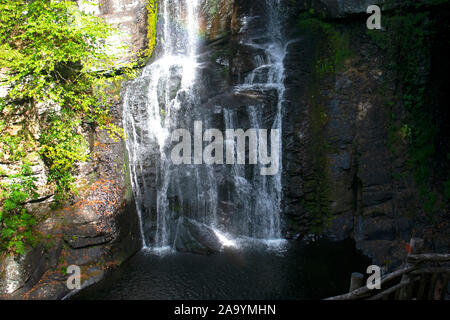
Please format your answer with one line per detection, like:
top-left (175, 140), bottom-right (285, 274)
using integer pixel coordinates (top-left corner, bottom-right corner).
top-left (282, 25), bottom-right (413, 267)
top-left (281, 0), bottom-right (449, 270)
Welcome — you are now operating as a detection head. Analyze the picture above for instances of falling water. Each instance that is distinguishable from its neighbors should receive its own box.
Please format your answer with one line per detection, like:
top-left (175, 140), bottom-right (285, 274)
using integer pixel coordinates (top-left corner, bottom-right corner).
top-left (123, 0), bottom-right (288, 252)
top-left (226, 0), bottom-right (287, 240)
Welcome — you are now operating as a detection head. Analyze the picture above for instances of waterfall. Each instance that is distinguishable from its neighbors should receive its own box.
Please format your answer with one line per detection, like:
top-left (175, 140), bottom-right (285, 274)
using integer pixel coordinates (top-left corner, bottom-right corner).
top-left (228, 0), bottom-right (286, 240)
top-left (123, 0), bottom-right (287, 252)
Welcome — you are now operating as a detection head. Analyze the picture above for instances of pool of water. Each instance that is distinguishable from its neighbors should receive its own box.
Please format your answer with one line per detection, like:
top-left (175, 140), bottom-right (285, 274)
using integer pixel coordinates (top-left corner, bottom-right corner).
top-left (72, 239), bottom-right (371, 300)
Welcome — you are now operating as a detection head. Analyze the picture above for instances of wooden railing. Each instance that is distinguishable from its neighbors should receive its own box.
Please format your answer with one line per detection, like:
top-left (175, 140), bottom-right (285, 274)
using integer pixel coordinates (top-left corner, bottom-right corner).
top-left (326, 238), bottom-right (450, 300)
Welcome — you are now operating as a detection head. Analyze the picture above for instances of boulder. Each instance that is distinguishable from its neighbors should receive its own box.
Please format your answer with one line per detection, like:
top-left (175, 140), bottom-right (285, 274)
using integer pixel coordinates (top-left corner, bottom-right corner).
top-left (175, 218), bottom-right (223, 255)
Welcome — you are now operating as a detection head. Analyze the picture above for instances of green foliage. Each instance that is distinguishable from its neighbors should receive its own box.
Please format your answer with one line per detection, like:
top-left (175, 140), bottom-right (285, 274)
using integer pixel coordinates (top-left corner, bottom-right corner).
top-left (0, 1), bottom-right (135, 254)
top-left (298, 10), bottom-right (351, 77)
top-left (0, 164), bottom-right (38, 254)
top-left (0, 0), bottom-right (118, 107)
top-left (39, 110), bottom-right (89, 200)
top-left (0, 1), bottom-right (128, 195)
top-left (0, 131), bottom-right (29, 162)
top-left (208, 0), bottom-right (220, 16)
top-left (59, 253), bottom-right (67, 274)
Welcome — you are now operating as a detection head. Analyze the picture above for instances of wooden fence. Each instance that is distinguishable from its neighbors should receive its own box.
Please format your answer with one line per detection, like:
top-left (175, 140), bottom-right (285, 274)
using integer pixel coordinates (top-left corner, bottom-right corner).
top-left (326, 238), bottom-right (450, 300)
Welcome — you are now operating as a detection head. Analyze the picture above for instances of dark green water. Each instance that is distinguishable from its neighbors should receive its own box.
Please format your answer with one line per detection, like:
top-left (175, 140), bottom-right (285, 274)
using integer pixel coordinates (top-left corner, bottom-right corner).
top-left (72, 239), bottom-right (371, 300)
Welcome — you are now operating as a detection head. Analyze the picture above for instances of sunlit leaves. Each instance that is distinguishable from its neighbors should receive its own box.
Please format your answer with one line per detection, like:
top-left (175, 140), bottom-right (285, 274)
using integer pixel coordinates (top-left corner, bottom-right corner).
top-left (0, 164), bottom-right (38, 254)
top-left (0, 0), bottom-right (133, 254)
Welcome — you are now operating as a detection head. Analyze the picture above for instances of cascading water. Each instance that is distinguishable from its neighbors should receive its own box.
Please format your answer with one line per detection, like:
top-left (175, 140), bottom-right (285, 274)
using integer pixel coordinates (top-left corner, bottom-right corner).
top-left (225, 0), bottom-right (287, 241)
top-left (124, 0), bottom-right (288, 252)
top-left (73, 0), bottom-right (375, 302)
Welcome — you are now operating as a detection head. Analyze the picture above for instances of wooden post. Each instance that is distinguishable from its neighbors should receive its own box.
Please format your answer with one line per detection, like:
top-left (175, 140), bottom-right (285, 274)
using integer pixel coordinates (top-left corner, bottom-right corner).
top-left (409, 238), bottom-right (424, 255)
top-left (417, 274), bottom-right (428, 300)
top-left (398, 274), bottom-right (414, 300)
top-left (428, 273), bottom-right (439, 300)
top-left (349, 272), bottom-right (364, 293)
top-left (440, 274), bottom-right (450, 300)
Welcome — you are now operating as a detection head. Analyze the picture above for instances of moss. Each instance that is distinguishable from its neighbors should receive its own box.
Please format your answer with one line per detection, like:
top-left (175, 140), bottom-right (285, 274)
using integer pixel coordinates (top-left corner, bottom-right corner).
top-left (304, 89), bottom-right (333, 234)
top-left (58, 254), bottom-right (67, 275)
top-left (297, 10), bottom-right (352, 78)
top-left (116, 255), bottom-right (125, 267)
top-left (147, 0), bottom-right (158, 58)
top-left (208, 0), bottom-right (220, 17)
top-left (296, 10), bottom-right (353, 234)
top-left (368, 0), bottom-right (449, 218)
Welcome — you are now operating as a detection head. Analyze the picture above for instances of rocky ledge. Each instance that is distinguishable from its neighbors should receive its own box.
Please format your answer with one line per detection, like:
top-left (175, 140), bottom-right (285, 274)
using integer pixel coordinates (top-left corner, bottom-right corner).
top-left (0, 99), bottom-right (141, 300)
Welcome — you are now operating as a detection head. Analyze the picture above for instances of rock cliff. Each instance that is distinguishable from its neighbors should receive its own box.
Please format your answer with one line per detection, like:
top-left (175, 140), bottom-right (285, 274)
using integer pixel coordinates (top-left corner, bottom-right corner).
top-left (1, 0), bottom-right (448, 299)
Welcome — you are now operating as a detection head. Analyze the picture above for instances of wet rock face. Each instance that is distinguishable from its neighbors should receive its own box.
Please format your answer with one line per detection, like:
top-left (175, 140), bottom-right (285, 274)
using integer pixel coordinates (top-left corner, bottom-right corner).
top-left (280, 19), bottom-right (412, 268)
top-left (288, 0), bottom-right (434, 18)
top-left (200, 0), bottom-right (239, 43)
top-left (284, 0), bottom-right (382, 18)
top-left (318, 0), bottom-right (382, 17)
top-left (281, 2), bottom-right (449, 270)
top-left (0, 248), bottom-right (51, 295)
